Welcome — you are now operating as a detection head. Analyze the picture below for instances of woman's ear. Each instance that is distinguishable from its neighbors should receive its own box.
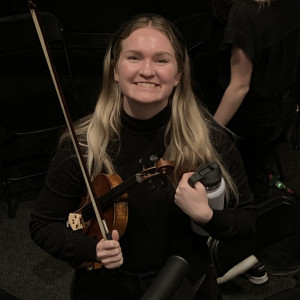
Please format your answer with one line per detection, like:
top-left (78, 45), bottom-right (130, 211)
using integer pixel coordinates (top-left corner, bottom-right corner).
top-left (174, 72), bottom-right (182, 86)
top-left (114, 68), bottom-right (119, 82)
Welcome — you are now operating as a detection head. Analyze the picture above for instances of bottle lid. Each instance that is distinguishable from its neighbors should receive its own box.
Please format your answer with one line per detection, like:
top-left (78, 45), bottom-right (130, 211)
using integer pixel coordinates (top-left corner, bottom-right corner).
top-left (188, 162), bottom-right (222, 189)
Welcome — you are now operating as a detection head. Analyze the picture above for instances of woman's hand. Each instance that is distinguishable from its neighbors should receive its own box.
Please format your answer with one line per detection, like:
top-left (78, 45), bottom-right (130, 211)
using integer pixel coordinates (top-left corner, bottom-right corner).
top-left (175, 172), bottom-right (213, 224)
top-left (96, 230), bottom-right (123, 269)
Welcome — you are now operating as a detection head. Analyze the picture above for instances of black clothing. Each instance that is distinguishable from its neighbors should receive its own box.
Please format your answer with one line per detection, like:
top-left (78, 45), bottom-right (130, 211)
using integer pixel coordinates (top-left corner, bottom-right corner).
top-left (200, 0), bottom-right (300, 201)
top-left (30, 105), bottom-right (255, 299)
top-left (222, 0), bottom-right (300, 98)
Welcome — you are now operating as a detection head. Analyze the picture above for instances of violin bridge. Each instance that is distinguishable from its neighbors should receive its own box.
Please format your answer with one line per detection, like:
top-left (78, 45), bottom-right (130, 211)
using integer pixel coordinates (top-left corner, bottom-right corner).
top-left (67, 213), bottom-right (84, 231)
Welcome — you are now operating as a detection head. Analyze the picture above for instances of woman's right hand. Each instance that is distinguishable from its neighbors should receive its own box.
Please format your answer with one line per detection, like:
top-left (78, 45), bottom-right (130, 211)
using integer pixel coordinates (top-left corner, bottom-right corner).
top-left (96, 230), bottom-right (123, 269)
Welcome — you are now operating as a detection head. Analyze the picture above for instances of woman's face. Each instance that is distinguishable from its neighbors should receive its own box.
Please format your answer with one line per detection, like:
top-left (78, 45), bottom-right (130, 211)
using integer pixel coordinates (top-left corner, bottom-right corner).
top-left (114, 26), bottom-right (181, 119)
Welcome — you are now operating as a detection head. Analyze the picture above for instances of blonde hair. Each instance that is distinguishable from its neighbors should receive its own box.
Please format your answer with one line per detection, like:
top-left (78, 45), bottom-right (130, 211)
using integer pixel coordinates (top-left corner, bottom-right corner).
top-left (63, 14), bottom-right (238, 200)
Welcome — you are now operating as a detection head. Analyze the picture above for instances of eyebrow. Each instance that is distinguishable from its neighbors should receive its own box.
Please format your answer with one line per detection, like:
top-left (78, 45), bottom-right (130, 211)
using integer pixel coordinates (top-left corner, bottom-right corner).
top-left (124, 50), bottom-right (173, 57)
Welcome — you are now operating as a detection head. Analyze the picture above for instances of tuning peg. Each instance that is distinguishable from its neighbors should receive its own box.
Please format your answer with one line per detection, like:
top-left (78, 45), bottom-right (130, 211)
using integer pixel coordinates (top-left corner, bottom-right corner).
top-left (139, 158), bottom-right (146, 169)
top-left (150, 155), bottom-right (158, 163)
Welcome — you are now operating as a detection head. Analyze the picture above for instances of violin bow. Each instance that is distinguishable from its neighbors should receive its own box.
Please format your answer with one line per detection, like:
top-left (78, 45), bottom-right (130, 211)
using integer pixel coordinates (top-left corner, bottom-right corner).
top-left (28, 0), bottom-right (110, 240)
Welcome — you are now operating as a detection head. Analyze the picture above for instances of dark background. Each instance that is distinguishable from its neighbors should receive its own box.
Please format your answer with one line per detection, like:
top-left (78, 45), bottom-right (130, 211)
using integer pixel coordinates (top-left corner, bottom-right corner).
top-left (0, 1), bottom-right (300, 299)
top-left (0, 0), bottom-right (215, 117)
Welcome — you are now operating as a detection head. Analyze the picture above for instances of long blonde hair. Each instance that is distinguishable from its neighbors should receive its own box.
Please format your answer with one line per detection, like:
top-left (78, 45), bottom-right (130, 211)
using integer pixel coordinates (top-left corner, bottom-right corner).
top-left (64, 14), bottom-right (238, 200)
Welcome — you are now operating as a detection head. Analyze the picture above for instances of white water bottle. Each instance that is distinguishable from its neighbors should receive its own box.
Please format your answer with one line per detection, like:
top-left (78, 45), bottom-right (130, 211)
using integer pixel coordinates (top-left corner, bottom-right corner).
top-left (188, 162), bottom-right (225, 236)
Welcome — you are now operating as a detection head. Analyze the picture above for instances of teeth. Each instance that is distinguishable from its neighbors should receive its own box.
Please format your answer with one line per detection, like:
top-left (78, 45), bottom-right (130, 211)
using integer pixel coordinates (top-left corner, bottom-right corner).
top-left (137, 82), bottom-right (156, 87)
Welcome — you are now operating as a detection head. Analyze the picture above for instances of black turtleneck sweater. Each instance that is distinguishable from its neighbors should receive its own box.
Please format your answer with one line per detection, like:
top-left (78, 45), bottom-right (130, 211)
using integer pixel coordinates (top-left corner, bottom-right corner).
top-left (29, 105), bottom-right (255, 277)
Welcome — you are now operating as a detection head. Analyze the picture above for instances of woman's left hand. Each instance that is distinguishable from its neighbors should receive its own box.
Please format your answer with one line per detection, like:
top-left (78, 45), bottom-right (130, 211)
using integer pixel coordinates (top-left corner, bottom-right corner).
top-left (175, 172), bottom-right (213, 224)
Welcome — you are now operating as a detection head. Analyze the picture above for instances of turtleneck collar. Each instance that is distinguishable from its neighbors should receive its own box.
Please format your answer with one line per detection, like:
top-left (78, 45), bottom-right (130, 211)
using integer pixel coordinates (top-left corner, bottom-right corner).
top-left (121, 103), bottom-right (171, 135)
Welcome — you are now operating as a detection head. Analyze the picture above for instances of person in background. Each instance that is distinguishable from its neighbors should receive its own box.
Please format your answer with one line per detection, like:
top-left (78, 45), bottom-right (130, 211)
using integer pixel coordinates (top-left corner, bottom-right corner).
top-left (211, 0), bottom-right (300, 202)
top-left (29, 14), bottom-right (256, 300)
top-left (201, 0), bottom-right (300, 285)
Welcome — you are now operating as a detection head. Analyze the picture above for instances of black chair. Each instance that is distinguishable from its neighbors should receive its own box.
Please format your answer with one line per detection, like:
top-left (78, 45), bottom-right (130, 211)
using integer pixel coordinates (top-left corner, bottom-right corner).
top-left (0, 11), bottom-right (76, 217)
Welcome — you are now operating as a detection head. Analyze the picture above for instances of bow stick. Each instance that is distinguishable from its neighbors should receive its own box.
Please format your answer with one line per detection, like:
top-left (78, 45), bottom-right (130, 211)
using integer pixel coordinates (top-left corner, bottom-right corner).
top-left (28, 0), bottom-right (110, 240)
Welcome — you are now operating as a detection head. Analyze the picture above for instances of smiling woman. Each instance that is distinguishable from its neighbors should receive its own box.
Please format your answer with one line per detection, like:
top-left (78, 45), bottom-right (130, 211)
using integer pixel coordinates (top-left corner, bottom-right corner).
top-left (29, 13), bottom-right (256, 300)
top-left (113, 27), bottom-right (181, 119)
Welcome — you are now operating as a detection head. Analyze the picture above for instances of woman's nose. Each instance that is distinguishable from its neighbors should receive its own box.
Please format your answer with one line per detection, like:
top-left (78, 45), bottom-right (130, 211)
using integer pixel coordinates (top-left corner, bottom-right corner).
top-left (139, 60), bottom-right (155, 77)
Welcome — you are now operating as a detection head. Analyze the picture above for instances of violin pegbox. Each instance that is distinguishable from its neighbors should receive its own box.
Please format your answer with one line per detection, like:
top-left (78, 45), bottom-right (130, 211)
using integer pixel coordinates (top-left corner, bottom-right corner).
top-left (136, 156), bottom-right (174, 183)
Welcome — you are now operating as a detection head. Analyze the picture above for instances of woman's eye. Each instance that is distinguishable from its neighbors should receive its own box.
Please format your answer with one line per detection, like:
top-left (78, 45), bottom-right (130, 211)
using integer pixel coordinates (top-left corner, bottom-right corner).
top-left (127, 56), bottom-right (139, 61)
top-left (156, 58), bottom-right (168, 64)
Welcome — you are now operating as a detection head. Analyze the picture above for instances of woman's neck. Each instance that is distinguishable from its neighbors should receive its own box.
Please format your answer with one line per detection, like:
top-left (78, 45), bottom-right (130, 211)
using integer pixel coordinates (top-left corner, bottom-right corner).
top-left (123, 99), bottom-right (169, 120)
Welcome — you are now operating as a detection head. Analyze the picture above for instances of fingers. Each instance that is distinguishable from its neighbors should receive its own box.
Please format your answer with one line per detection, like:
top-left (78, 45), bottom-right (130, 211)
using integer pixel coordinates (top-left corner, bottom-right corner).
top-left (180, 172), bottom-right (194, 183)
top-left (100, 244), bottom-right (123, 269)
top-left (111, 229), bottom-right (119, 241)
top-left (175, 172), bottom-right (205, 203)
top-left (175, 172), bottom-right (211, 222)
top-left (96, 230), bottom-right (123, 269)
top-left (180, 172), bottom-right (205, 191)
top-left (193, 180), bottom-right (206, 192)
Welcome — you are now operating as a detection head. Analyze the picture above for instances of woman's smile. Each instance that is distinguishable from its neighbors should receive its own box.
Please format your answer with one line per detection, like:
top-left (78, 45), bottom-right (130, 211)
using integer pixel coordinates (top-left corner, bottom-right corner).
top-left (135, 82), bottom-right (158, 88)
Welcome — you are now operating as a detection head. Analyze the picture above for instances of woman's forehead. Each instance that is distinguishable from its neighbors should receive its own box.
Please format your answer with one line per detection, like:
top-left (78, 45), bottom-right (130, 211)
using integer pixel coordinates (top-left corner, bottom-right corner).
top-left (121, 27), bottom-right (175, 54)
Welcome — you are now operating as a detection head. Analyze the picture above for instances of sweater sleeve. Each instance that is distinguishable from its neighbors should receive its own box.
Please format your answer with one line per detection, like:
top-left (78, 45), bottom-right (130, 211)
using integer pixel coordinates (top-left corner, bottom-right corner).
top-left (201, 121), bottom-right (256, 240)
top-left (29, 140), bottom-right (99, 267)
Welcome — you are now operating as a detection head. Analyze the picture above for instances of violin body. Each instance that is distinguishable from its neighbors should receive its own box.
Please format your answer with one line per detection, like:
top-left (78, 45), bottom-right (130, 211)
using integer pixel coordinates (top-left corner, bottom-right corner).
top-left (83, 173), bottom-right (129, 240)
top-left (68, 173), bottom-right (129, 240)
top-left (68, 173), bottom-right (128, 270)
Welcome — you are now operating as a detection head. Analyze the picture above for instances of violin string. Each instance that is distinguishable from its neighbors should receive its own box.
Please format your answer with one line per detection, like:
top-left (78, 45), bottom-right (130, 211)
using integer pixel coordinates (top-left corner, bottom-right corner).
top-left (75, 165), bottom-right (162, 221)
top-left (79, 175), bottom-right (139, 221)
top-left (81, 175), bottom-right (138, 220)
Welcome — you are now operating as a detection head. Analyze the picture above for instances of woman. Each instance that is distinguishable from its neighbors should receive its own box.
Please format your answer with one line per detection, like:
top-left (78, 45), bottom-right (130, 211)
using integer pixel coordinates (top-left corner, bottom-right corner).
top-left (29, 14), bottom-right (256, 299)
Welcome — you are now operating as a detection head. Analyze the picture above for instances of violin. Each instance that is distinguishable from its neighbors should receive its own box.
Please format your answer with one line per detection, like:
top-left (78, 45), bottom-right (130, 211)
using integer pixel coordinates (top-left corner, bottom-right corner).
top-left (67, 158), bottom-right (174, 269)
top-left (68, 158), bottom-right (174, 237)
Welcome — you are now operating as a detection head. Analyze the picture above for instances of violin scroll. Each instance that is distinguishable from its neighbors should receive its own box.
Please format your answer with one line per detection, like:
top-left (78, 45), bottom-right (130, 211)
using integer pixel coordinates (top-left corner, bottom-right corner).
top-left (154, 158), bottom-right (174, 175)
top-left (136, 158), bottom-right (174, 183)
